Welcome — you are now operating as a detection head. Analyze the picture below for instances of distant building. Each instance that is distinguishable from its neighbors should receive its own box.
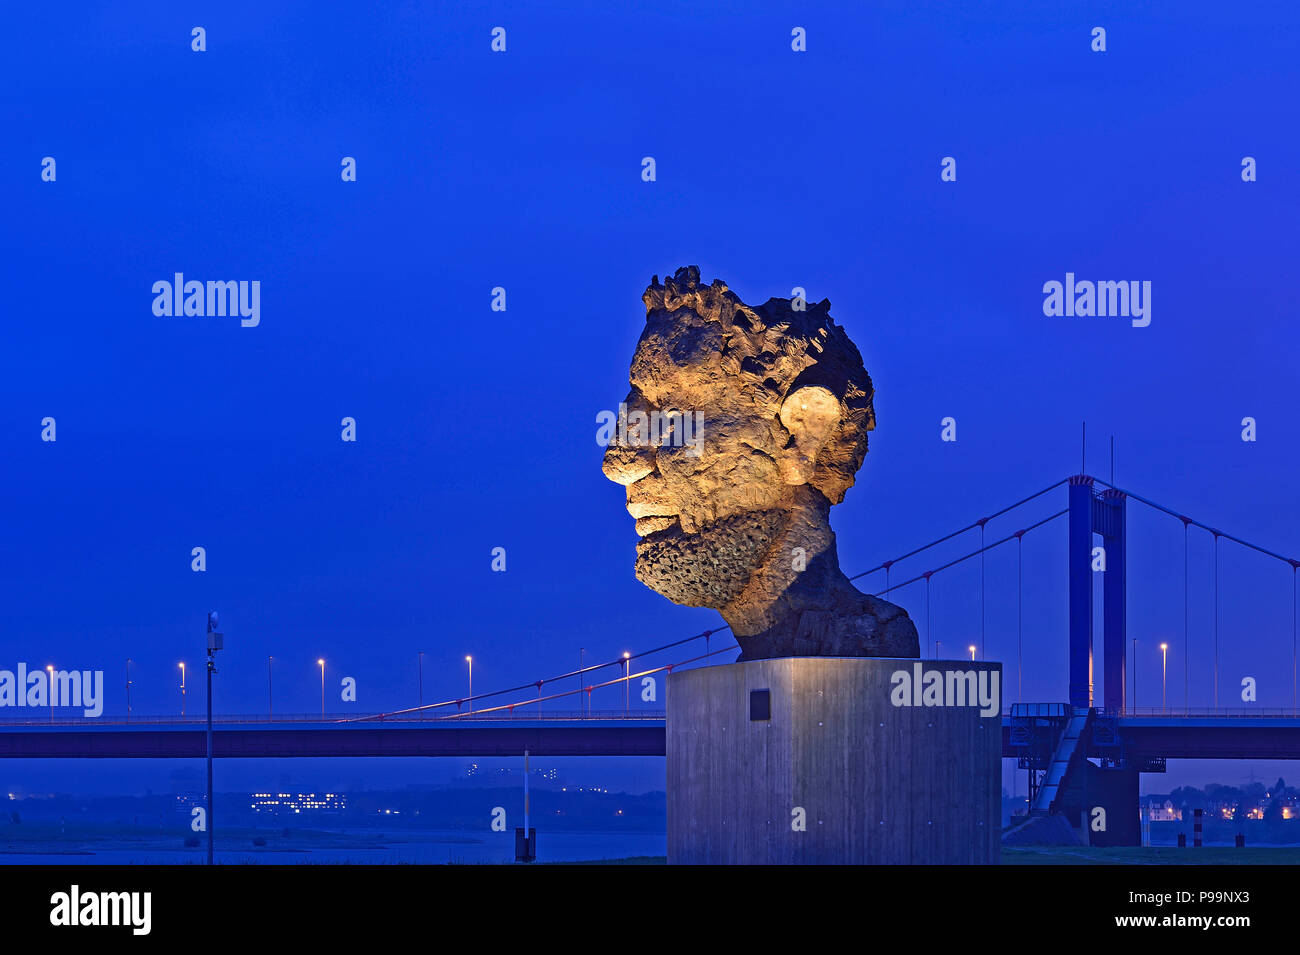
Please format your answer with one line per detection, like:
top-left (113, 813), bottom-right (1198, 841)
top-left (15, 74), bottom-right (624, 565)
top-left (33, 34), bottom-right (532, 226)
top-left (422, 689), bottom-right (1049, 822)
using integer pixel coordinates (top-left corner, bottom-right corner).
top-left (1145, 798), bottom-right (1181, 821)
top-left (249, 792), bottom-right (346, 815)
top-left (173, 792), bottom-right (204, 816)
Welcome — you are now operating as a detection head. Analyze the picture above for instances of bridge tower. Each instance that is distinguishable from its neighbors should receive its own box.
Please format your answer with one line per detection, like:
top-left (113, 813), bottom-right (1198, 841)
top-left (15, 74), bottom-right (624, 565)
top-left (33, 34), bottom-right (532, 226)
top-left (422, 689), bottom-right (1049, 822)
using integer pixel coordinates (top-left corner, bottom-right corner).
top-left (1068, 476), bottom-right (1127, 712)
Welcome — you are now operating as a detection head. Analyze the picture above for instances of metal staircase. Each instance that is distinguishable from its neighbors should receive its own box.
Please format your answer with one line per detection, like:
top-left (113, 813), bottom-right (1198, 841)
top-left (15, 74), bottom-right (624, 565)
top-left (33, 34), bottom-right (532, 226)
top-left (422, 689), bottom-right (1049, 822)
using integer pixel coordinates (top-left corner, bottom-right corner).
top-left (1030, 707), bottom-right (1091, 814)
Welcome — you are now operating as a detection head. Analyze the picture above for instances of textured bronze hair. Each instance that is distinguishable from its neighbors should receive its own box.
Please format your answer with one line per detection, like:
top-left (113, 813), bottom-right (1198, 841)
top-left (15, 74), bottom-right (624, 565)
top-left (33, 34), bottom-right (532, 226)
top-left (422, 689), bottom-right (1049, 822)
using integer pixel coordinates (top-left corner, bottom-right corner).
top-left (639, 266), bottom-right (875, 503)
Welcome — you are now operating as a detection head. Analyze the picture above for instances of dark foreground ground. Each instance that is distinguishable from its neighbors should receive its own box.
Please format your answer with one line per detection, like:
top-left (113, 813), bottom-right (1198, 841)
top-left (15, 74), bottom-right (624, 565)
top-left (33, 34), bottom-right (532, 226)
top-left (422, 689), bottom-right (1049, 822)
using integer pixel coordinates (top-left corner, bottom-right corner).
top-left (1003, 846), bottom-right (1300, 864)
top-left (584, 847), bottom-right (1300, 865)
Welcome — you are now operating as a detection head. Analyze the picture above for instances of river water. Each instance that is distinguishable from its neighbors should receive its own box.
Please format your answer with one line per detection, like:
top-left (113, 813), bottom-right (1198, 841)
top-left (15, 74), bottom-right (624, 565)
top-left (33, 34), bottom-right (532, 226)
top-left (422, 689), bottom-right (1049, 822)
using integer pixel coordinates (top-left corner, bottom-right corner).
top-left (0, 828), bottom-right (667, 865)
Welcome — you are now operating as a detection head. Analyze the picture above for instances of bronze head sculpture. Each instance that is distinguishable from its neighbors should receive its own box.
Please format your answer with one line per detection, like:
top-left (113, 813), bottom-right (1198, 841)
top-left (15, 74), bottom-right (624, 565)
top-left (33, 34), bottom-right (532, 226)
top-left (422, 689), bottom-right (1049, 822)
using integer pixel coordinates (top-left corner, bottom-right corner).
top-left (602, 266), bottom-right (920, 661)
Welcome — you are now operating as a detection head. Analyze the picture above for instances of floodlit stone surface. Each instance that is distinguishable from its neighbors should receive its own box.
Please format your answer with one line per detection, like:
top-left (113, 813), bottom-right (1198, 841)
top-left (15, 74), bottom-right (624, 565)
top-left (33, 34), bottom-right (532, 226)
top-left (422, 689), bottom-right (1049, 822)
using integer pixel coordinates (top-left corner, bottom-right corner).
top-left (603, 266), bottom-right (920, 660)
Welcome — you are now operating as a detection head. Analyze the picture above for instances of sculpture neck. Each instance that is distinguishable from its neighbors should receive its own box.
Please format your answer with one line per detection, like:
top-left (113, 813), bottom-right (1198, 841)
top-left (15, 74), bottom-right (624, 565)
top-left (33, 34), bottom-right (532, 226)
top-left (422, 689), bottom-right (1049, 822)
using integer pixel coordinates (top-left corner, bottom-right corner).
top-left (719, 487), bottom-right (857, 637)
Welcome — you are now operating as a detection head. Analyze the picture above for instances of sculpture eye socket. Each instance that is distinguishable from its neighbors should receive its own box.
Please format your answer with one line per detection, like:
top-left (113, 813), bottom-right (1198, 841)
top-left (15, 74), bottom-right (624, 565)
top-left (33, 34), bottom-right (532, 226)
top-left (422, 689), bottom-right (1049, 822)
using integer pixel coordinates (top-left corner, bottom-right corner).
top-left (654, 410), bottom-right (683, 447)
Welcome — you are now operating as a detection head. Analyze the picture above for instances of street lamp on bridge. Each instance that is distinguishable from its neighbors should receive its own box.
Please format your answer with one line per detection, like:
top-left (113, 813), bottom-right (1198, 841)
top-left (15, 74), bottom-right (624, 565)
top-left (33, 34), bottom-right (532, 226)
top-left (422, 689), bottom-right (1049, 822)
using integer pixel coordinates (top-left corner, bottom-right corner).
top-left (46, 665), bottom-right (54, 722)
top-left (968, 645), bottom-right (976, 661)
top-left (465, 655), bottom-right (473, 715)
top-left (179, 662), bottom-right (186, 717)
top-left (1161, 643), bottom-right (1169, 713)
top-left (318, 659), bottom-right (325, 719)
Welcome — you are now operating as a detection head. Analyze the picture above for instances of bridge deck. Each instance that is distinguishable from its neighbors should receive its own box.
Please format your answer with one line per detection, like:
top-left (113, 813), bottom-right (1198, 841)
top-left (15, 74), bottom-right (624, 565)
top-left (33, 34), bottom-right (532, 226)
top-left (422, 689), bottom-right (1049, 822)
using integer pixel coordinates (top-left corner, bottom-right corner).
top-left (3, 714), bottom-right (1300, 759)
top-left (0, 718), bottom-right (665, 758)
top-left (1097, 716), bottom-right (1300, 760)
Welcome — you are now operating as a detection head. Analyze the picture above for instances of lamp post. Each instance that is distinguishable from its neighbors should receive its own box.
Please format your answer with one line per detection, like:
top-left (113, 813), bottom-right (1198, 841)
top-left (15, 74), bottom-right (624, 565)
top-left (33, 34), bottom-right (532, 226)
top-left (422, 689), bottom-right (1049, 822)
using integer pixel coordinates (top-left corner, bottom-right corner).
top-left (465, 656), bottom-right (473, 715)
top-left (267, 656), bottom-right (273, 721)
top-left (969, 645), bottom-right (976, 661)
top-left (126, 659), bottom-right (132, 722)
top-left (179, 662), bottom-right (186, 717)
top-left (318, 659), bottom-right (325, 719)
top-left (1132, 637), bottom-right (1138, 712)
top-left (579, 648), bottom-right (585, 719)
top-left (1160, 643), bottom-right (1168, 713)
top-left (623, 652), bottom-right (631, 716)
top-left (418, 651), bottom-right (424, 721)
top-left (46, 665), bottom-right (54, 722)
top-left (205, 611), bottom-right (224, 867)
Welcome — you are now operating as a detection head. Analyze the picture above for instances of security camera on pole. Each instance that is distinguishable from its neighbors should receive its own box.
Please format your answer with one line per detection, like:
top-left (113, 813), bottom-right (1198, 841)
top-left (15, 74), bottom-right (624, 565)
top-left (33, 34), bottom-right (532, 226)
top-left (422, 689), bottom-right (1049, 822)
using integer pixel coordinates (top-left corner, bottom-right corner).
top-left (205, 611), bottom-right (223, 866)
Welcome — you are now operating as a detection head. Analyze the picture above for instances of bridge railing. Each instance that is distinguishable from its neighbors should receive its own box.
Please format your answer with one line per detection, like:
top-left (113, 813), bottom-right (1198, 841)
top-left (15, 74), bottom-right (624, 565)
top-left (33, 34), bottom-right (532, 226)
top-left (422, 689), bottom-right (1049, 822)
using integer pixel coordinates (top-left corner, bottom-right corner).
top-left (1107, 707), bottom-right (1300, 718)
top-left (0, 710), bottom-right (667, 727)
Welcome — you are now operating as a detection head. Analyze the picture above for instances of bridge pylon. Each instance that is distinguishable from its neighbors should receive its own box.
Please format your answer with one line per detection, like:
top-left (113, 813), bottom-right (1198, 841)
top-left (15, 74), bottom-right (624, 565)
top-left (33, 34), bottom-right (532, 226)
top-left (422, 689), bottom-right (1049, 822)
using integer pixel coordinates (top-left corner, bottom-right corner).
top-left (1068, 476), bottom-right (1127, 712)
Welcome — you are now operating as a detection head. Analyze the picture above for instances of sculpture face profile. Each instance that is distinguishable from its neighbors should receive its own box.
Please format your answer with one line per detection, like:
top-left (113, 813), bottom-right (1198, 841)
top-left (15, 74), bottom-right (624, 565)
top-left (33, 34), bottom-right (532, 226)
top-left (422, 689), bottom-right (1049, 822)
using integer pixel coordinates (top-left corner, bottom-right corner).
top-left (602, 266), bottom-right (920, 661)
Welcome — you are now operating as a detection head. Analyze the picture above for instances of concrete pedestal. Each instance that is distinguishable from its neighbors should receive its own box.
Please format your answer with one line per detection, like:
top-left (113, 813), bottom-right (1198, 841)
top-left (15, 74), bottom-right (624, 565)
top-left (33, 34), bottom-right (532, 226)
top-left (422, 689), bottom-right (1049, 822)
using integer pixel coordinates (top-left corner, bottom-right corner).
top-left (667, 657), bottom-right (1002, 864)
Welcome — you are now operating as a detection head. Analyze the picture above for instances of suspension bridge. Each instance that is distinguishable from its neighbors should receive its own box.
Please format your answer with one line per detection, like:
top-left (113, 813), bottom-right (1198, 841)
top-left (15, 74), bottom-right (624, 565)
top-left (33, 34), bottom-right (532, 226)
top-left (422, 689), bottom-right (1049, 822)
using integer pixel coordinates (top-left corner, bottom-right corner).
top-left (3, 472), bottom-right (1299, 841)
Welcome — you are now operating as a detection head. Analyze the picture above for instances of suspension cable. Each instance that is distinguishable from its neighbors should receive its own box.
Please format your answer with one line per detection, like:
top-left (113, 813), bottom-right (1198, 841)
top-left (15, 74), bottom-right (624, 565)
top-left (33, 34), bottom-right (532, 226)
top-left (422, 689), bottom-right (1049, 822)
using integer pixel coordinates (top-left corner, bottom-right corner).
top-left (848, 478), bottom-right (1070, 583)
top-left (874, 509), bottom-right (1067, 597)
top-left (1096, 477), bottom-right (1295, 567)
top-left (1017, 532), bottom-right (1023, 703)
top-left (1214, 532), bottom-right (1220, 709)
top-left (980, 520), bottom-right (987, 659)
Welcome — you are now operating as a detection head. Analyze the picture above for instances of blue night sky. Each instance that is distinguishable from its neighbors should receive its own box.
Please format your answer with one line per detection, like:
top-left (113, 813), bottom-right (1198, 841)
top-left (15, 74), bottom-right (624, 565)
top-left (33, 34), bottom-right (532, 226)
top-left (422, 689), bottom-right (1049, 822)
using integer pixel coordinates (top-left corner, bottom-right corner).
top-left (2, 0), bottom-right (1298, 795)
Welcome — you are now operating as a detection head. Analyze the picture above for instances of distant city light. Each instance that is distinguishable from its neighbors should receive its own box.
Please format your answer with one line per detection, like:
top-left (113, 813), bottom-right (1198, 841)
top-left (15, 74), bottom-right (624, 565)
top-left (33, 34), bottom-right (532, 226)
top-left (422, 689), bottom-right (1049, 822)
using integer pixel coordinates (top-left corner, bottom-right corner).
top-left (249, 792), bottom-right (346, 814)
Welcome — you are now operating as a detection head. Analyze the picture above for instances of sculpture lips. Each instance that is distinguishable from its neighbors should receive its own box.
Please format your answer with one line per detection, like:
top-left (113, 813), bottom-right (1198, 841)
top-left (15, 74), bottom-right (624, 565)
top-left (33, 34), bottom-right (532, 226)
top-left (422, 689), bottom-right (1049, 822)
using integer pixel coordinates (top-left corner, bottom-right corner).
top-left (635, 515), bottom-right (679, 537)
top-left (626, 498), bottom-right (675, 519)
top-left (628, 498), bottom-right (678, 537)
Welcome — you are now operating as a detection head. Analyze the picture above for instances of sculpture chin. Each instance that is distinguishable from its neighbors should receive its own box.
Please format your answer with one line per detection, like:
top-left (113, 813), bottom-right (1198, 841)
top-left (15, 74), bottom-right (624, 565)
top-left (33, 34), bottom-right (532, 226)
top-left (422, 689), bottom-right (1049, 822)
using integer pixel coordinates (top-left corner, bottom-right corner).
top-left (634, 510), bottom-right (784, 609)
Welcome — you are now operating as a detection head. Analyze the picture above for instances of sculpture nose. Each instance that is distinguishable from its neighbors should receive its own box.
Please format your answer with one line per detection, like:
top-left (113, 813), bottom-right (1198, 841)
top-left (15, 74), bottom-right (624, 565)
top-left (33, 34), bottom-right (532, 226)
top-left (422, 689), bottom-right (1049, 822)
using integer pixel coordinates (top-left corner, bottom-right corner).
top-left (602, 442), bottom-right (654, 486)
